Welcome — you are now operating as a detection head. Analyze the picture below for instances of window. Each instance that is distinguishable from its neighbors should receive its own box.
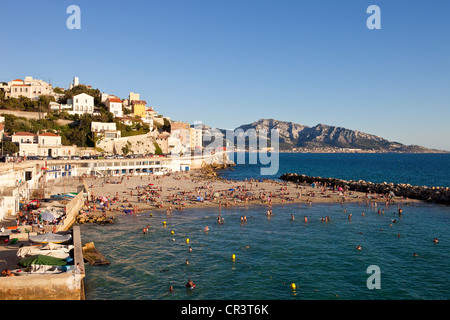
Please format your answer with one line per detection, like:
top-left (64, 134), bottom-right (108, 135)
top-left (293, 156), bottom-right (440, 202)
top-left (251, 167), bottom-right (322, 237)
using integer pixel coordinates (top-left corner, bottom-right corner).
top-left (76, 99), bottom-right (78, 103)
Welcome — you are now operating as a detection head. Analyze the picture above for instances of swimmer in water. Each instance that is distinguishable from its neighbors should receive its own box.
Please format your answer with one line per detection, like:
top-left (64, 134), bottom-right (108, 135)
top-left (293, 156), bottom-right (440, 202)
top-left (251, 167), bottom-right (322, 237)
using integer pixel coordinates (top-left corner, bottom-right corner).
top-left (356, 245), bottom-right (361, 251)
top-left (204, 225), bottom-right (209, 231)
top-left (186, 278), bottom-right (195, 288)
top-left (433, 238), bottom-right (439, 244)
top-left (290, 214), bottom-right (295, 220)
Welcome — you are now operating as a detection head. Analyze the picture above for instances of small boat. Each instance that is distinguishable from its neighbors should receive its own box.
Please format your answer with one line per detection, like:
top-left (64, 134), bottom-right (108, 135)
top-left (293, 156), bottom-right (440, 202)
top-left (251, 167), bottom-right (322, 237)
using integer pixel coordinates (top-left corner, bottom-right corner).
top-left (29, 233), bottom-right (72, 244)
top-left (82, 242), bottom-right (110, 266)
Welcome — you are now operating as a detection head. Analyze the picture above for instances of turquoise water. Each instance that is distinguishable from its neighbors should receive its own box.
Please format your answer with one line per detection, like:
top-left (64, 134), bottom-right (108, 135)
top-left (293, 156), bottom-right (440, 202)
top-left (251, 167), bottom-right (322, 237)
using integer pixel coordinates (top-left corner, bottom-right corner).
top-left (82, 202), bottom-right (450, 300)
top-left (81, 153), bottom-right (450, 300)
top-left (219, 153), bottom-right (450, 187)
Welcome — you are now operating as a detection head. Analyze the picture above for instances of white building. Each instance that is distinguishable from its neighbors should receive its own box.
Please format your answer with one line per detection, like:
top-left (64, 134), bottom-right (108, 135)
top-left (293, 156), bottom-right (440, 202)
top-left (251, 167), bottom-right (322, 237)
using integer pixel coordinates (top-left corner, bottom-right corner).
top-left (105, 97), bottom-right (123, 118)
top-left (69, 76), bottom-right (80, 90)
top-left (0, 76), bottom-right (53, 100)
top-left (69, 93), bottom-right (94, 116)
top-left (91, 121), bottom-right (121, 140)
top-left (49, 101), bottom-right (73, 112)
top-left (12, 132), bottom-right (62, 157)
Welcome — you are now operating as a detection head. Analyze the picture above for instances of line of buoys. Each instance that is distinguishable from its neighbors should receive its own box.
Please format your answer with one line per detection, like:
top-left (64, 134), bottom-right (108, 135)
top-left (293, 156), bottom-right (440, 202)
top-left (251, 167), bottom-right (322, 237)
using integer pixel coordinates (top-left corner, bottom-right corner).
top-left (231, 254), bottom-right (236, 261)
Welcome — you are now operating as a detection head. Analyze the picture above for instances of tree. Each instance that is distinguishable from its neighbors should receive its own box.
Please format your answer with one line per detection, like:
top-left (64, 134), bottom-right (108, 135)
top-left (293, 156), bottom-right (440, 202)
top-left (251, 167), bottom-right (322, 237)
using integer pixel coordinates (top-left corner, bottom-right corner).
top-left (122, 141), bottom-right (132, 155)
top-left (162, 118), bottom-right (171, 133)
top-left (154, 142), bottom-right (163, 155)
top-left (1, 141), bottom-right (19, 155)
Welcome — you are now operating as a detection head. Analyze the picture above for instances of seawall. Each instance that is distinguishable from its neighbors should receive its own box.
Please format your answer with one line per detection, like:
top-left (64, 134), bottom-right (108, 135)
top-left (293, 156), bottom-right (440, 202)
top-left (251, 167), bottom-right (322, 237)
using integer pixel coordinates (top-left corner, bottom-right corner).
top-left (0, 226), bottom-right (85, 300)
top-left (279, 173), bottom-right (450, 204)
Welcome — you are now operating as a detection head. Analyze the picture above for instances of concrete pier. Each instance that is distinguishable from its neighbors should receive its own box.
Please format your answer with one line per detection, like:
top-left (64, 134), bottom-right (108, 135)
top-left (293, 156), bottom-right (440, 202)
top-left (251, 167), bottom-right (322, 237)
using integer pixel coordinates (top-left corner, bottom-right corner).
top-left (0, 226), bottom-right (85, 300)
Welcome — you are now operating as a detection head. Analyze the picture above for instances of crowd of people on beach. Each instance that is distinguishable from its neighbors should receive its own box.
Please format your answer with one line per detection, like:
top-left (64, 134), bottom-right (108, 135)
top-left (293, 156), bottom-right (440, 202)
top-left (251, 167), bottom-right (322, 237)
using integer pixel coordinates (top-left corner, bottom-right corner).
top-left (8, 201), bottom-right (66, 232)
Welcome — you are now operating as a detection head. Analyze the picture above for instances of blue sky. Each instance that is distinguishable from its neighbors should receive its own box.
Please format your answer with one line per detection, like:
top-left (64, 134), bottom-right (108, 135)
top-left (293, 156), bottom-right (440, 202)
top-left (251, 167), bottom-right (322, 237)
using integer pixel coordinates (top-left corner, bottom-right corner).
top-left (1, 0), bottom-right (449, 150)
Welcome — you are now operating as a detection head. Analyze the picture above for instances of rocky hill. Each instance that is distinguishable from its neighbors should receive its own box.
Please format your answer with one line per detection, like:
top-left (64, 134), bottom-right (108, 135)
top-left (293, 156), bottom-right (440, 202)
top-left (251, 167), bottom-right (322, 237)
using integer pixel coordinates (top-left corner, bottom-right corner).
top-left (203, 119), bottom-right (446, 153)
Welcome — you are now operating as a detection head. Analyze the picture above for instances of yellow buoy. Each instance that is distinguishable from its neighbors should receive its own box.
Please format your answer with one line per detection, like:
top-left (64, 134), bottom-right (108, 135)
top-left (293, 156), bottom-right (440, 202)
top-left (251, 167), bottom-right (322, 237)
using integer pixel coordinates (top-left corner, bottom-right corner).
top-left (171, 230), bottom-right (174, 235)
top-left (163, 221), bottom-right (166, 227)
top-left (290, 283), bottom-right (297, 290)
top-left (231, 254), bottom-right (236, 261)
top-left (186, 238), bottom-right (189, 243)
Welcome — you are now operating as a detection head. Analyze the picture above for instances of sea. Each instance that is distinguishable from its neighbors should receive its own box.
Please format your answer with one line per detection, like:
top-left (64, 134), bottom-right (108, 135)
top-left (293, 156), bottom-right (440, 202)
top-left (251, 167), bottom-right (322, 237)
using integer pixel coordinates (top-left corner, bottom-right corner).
top-left (80, 153), bottom-right (450, 300)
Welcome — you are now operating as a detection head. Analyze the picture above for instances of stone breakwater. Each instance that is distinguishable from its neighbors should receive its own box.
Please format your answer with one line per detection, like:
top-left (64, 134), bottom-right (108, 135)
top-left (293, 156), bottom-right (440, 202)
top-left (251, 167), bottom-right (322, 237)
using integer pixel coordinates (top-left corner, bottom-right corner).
top-left (279, 173), bottom-right (450, 204)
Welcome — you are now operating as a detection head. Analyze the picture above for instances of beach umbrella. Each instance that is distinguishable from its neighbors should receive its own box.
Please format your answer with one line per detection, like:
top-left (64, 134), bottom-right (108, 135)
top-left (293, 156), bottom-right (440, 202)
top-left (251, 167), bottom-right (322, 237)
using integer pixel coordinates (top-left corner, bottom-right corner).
top-left (41, 210), bottom-right (55, 222)
top-left (229, 188), bottom-right (235, 191)
top-left (99, 196), bottom-right (109, 202)
top-left (213, 192), bottom-right (220, 198)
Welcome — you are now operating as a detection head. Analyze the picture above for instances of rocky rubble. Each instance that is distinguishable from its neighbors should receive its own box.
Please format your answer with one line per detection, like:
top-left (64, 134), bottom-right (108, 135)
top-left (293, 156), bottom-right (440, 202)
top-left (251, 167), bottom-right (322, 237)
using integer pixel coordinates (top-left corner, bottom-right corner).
top-left (279, 173), bottom-right (450, 204)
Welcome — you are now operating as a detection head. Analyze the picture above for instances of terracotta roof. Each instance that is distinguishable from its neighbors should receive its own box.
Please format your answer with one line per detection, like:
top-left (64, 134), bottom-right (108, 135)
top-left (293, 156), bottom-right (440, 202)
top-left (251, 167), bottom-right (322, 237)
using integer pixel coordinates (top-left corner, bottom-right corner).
top-left (131, 100), bottom-right (147, 105)
top-left (39, 132), bottom-right (59, 136)
top-left (13, 132), bottom-right (36, 136)
top-left (12, 79), bottom-right (23, 82)
top-left (108, 97), bottom-right (122, 103)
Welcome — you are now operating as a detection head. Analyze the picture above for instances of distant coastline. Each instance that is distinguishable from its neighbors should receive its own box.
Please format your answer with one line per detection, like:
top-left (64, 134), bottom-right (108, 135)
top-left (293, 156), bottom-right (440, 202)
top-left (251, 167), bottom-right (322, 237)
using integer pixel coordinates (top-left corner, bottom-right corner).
top-left (230, 149), bottom-right (450, 154)
top-left (214, 119), bottom-right (449, 154)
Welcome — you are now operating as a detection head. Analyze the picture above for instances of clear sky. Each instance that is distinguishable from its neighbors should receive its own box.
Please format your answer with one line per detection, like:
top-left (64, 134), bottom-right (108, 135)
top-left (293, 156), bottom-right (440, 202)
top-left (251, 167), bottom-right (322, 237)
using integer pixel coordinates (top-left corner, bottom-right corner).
top-left (1, 0), bottom-right (449, 150)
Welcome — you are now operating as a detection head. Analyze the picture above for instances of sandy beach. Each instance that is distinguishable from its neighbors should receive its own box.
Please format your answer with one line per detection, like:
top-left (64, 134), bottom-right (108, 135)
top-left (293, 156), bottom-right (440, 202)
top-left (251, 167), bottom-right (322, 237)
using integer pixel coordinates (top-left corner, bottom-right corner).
top-left (0, 169), bottom-right (419, 270)
top-left (82, 170), bottom-right (419, 217)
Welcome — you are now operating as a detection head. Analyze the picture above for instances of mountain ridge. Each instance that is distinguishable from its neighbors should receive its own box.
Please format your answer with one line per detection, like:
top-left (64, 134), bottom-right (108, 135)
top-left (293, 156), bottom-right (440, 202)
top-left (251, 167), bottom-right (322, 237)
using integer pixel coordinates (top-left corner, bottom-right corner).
top-left (207, 118), bottom-right (447, 153)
